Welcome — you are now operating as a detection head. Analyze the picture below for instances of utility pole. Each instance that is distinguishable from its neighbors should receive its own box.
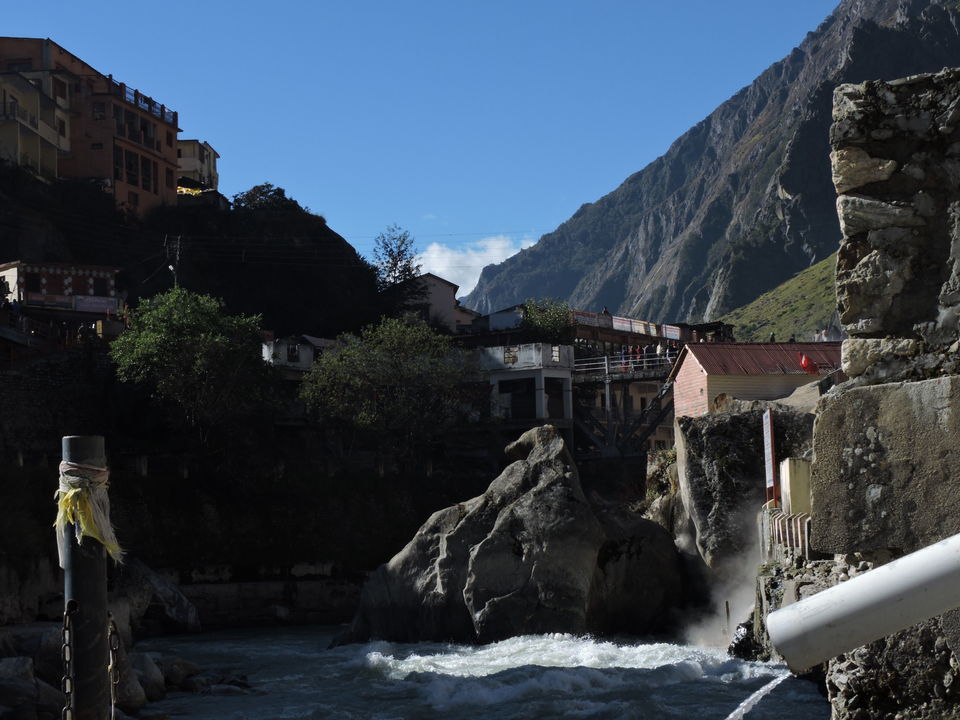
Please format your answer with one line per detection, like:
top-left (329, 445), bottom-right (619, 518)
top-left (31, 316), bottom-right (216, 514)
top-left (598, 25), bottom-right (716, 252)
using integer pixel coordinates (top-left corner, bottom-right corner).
top-left (59, 435), bottom-right (112, 720)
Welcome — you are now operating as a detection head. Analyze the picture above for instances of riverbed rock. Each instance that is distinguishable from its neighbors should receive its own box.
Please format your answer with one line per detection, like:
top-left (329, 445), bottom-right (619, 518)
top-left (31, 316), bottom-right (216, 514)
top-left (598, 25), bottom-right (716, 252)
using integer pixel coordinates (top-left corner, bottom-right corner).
top-left (335, 425), bottom-right (682, 645)
top-left (113, 560), bottom-right (200, 637)
top-left (128, 652), bottom-right (165, 702)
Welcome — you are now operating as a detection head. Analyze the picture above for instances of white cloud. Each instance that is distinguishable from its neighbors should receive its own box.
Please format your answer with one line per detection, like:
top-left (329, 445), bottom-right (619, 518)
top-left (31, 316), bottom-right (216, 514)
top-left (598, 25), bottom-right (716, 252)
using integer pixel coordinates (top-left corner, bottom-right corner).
top-left (418, 235), bottom-right (537, 297)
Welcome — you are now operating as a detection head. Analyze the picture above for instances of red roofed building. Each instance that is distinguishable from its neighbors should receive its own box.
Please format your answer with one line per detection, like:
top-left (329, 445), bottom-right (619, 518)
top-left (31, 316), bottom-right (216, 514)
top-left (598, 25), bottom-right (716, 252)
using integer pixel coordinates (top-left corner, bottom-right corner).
top-left (669, 342), bottom-right (842, 417)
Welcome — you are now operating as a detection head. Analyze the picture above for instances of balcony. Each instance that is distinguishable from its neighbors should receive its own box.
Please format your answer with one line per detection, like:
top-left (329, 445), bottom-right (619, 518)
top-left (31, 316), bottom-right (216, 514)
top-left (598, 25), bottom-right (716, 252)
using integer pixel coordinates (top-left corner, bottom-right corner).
top-left (110, 80), bottom-right (176, 126)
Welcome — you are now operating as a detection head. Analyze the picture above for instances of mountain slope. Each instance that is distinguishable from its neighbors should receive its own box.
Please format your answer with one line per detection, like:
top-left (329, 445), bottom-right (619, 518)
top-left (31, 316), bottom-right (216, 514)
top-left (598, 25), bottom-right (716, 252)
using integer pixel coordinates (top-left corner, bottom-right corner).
top-left (719, 252), bottom-right (838, 342)
top-left (464, 0), bottom-right (960, 321)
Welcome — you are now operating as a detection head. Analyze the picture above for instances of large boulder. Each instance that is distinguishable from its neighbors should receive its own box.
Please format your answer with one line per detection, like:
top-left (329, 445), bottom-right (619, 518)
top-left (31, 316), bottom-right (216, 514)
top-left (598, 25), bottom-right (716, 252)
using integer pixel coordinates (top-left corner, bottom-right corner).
top-left (336, 425), bottom-right (682, 644)
top-left (675, 407), bottom-right (815, 568)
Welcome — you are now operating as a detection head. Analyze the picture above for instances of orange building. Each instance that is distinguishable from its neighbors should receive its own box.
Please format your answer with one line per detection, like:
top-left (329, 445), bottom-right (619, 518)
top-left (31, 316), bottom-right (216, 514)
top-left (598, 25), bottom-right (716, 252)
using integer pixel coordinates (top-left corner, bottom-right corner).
top-left (0, 37), bottom-right (180, 214)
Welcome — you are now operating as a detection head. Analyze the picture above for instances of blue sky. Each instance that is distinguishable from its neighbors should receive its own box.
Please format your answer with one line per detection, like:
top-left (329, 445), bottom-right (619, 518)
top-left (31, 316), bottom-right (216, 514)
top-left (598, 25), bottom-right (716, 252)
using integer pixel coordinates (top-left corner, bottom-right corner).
top-left (6, 1), bottom-right (839, 295)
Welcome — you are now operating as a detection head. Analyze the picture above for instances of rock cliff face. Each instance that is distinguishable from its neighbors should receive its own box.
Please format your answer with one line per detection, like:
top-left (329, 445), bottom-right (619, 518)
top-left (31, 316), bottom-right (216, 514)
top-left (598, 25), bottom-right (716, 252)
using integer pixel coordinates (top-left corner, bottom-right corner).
top-left (464, 0), bottom-right (960, 322)
top-left (336, 425), bottom-right (683, 645)
top-left (676, 407), bottom-right (814, 569)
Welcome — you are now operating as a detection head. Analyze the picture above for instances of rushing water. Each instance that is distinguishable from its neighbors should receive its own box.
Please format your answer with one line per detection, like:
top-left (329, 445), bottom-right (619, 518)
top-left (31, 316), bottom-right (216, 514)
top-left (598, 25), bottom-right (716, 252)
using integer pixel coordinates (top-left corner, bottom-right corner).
top-left (137, 627), bottom-right (830, 720)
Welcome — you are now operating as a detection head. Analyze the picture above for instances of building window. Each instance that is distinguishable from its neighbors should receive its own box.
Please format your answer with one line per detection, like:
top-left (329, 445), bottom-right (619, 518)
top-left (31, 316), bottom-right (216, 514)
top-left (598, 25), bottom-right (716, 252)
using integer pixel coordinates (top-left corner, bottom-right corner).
top-left (287, 344), bottom-right (300, 363)
top-left (24, 273), bottom-right (41, 292)
top-left (91, 142), bottom-right (103, 150)
top-left (92, 102), bottom-right (105, 121)
top-left (113, 106), bottom-right (124, 136)
top-left (141, 157), bottom-right (152, 192)
top-left (53, 78), bottom-right (67, 100)
top-left (504, 346), bottom-right (518, 364)
top-left (128, 191), bottom-right (139, 207)
top-left (165, 168), bottom-right (174, 189)
top-left (152, 163), bottom-right (159, 195)
top-left (57, 118), bottom-right (66, 137)
top-left (166, 131), bottom-right (173, 147)
top-left (176, 148), bottom-right (181, 158)
top-left (6, 59), bottom-right (32, 72)
top-left (125, 150), bottom-right (139, 186)
top-left (113, 147), bottom-right (123, 180)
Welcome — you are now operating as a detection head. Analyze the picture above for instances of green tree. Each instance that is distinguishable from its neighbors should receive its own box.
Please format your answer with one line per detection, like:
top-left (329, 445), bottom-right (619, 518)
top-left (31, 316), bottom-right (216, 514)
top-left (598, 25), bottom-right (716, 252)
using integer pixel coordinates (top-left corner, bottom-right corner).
top-left (373, 224), bottom-right (421, 290)
top-left (300, 316), bottom-right (475, 462)
top-left (110, 288), bottom-right (274, 438)
top-left (521, 298), bottom-right (574, 343)
top-left (232, 182), bottom-right (305, 213)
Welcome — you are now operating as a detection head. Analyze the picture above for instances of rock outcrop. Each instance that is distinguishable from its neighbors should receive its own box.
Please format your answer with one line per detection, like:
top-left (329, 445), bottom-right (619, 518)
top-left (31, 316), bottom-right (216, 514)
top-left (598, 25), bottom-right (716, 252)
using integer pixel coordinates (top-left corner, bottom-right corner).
top-left (336, 425), bottom-right (682, 645)
top-left (676, 407), bottom-right (814, 569)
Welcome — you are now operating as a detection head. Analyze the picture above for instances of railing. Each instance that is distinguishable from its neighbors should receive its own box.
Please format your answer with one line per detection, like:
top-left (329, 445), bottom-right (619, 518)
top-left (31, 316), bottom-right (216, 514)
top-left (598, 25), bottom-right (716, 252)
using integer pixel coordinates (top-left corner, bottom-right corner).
top-left (760, 506), bottom-right (813, 564)
top-left (574, 354), bottom-right (675, 374)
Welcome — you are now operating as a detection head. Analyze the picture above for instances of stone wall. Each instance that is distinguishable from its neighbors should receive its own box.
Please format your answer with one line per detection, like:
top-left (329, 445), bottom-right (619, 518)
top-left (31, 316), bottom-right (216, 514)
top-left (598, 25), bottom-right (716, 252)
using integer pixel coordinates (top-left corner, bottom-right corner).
top-left (818, 68), bottom-right (960, 554)
top-left (798, 68), bottom-right (960, 719)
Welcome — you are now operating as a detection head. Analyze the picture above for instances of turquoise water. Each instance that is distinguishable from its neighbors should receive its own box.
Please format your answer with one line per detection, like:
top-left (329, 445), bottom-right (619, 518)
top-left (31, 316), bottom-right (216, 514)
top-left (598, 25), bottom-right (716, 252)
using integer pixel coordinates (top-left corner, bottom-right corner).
top-left (137, 627), bottom-right (830, 719)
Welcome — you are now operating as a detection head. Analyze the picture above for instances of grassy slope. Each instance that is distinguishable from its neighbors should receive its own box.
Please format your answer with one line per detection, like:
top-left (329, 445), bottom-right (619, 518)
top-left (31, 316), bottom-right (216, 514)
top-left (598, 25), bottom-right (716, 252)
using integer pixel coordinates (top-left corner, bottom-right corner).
top-left (719, 251), bottom-right (838, 342)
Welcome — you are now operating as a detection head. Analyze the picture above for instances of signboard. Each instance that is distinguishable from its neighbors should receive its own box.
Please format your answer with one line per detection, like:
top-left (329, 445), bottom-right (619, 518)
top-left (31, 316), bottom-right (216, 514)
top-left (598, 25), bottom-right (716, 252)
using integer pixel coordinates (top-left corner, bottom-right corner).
top-left (763, 409), bottom-right (778, 503)
top-left (75, 295), bottom-right (118, 314)
top-left (612, 317), bottom-right (631, 331)
top-left (663, 324), bottom-right (682, 340)
top-left (26, 292), bottom-right (73, 309)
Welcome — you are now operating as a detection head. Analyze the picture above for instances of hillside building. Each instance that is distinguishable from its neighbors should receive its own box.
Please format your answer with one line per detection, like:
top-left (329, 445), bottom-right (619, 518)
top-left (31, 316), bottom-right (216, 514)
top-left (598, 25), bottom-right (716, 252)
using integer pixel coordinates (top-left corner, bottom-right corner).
top-left (669, 342), bottom-right (842, 417)
top-left (177, 139), bottom-right (219, 191)
top-left (0, 70), bottom-right (70, 182)
top-left (0, 37), bottom-right (180, 214)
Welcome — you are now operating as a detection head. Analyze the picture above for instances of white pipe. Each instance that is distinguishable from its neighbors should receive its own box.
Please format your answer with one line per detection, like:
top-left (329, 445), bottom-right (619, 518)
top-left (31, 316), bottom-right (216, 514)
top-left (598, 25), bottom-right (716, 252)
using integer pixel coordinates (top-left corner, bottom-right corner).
top-left (767, 532), bottom-right (960, 672)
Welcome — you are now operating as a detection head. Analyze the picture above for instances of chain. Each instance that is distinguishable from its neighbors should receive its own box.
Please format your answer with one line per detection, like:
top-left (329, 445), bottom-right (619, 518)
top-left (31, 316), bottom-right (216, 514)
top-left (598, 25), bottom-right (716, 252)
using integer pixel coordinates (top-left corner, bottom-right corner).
top-left (61, 599), bottom-right (77, 720)
top-left (107, 612), bottom-right (120, 720)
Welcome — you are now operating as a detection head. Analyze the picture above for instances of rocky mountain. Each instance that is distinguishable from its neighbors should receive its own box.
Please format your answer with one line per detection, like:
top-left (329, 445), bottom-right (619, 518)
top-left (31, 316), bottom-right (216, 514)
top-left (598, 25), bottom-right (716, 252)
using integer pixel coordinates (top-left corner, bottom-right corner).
top-left (463, 0), bottom-right (960, 321)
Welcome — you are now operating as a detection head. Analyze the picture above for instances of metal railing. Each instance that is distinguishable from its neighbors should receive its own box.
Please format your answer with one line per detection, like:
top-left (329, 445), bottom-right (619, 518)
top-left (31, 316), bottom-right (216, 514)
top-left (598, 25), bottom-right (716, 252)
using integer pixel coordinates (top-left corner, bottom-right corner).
top-left (574, 354), bottom-right (675, 374)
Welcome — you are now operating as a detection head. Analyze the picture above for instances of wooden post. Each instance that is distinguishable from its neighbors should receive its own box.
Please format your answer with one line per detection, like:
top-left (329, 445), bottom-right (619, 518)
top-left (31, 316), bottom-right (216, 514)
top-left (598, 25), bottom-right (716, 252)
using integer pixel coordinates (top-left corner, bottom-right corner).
top-left (62, 435), bottom-right (110, 720)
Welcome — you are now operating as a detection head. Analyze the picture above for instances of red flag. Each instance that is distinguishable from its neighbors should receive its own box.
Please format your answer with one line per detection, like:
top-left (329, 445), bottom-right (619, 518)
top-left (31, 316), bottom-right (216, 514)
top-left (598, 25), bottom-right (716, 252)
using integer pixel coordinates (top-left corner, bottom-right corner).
top-left (799, 352), bottom-right (817, 374)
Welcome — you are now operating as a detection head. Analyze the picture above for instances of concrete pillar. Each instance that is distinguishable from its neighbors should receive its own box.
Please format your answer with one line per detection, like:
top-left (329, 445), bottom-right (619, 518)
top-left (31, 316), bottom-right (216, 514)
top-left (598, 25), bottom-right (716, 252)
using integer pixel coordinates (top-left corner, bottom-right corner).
top-left (535, 372), bottom-right (547, 419)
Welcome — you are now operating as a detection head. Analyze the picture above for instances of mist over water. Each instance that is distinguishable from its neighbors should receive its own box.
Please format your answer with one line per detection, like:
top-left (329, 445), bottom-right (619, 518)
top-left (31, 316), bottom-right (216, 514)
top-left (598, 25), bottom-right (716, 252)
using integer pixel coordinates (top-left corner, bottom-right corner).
top-left (139, 627), bottom-right (830, 719)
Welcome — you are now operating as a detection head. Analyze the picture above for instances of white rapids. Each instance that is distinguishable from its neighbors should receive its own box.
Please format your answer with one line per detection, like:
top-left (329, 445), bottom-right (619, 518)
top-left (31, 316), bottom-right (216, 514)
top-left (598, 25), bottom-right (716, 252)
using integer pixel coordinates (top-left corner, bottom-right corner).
top-left (137, 627), bottom-right (830, 720)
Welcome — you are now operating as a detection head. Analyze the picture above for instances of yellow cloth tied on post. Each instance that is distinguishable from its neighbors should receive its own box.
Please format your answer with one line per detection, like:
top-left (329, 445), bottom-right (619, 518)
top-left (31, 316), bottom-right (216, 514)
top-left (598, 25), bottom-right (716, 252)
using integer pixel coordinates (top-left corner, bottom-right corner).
top-left (53, 461), bottom-right (124, 566)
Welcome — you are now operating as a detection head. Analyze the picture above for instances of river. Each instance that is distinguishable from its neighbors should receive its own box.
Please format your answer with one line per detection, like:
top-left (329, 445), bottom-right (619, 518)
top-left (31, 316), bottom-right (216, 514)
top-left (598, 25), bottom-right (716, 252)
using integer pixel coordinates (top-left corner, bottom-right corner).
top-left (136, 627), bottom-right (830, 719)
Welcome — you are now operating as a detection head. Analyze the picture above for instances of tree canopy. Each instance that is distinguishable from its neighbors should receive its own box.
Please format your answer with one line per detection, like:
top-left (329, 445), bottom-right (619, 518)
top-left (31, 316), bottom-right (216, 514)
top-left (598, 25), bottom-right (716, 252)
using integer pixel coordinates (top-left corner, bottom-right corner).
top-left (231, 183), bottom-right (306, 213)
top-left (300, 316), bottom-right (475, 460)
top-left (520, 298), bottom-right (574, 343)
top-left (110, 288), bottom-right (274, 436)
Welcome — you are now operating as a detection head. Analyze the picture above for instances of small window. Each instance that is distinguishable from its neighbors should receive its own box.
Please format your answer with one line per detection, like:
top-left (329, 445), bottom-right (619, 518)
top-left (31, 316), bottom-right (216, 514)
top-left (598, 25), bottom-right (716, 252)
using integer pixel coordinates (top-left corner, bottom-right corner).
top-left (141, 157), bottom-right (152, 192)
top-left (165, 131), bottom-right (173, 147)
top-left (92, 102), bottom-right (105, 120)
top-left (176, 148), bottom-right (181, 158)
top-left (504, 346), bottom-right (518, 365)
top-left (128, 191), bottom-right (139, 207)
top-left (6, 59), bottom-right (32, 72)
top-left (113, 147), bottom-right (123, 180)
top-left (125, 149), bottom-right (139, 186)
top-left (53, 78), bottom-right (67, 99)
top-left (91, 142), bottom-right (103, 150)
top-left (165, 167), bottom-right (174, 189)
top-left (57, 118), bottom-right (66, 137)
top-left (287, 344), bottom-right (300, 363)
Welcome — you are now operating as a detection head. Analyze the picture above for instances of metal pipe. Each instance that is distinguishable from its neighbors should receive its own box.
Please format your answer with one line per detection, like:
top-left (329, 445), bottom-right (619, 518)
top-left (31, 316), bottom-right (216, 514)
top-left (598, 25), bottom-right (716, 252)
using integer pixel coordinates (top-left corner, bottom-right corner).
top-left (767, 531), bottom-right (960, 672)
top-left (62, 435), bottom-right (110, 720)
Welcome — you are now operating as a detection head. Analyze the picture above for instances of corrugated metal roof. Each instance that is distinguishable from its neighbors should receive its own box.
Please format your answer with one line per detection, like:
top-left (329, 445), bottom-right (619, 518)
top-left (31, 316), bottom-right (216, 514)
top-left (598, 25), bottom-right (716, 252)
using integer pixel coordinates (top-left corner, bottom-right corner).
top-left (679, 342), bottom-right (841, 376)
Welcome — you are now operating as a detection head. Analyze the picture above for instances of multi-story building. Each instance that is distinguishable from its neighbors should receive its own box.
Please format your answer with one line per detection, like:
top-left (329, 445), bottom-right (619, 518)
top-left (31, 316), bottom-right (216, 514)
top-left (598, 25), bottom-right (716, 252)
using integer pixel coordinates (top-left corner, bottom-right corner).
top-left (0, 70), bottom-right (70, 182)
top-left (177, 139), bottom-right (219, 191)
top-left (0, 37), bottom-right (180, 214)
